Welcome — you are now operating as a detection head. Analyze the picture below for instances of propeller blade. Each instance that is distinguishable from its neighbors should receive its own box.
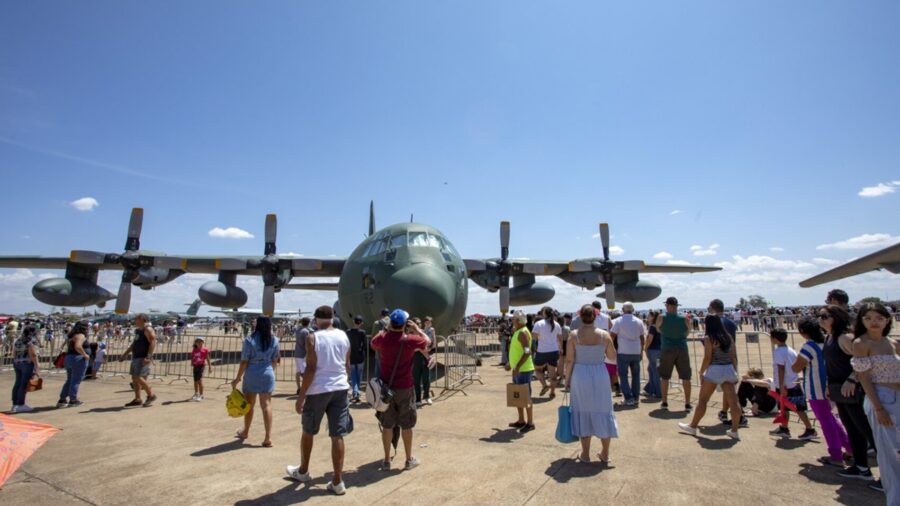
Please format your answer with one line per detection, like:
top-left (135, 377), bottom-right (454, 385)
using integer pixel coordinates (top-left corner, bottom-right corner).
top-left (152, 256), bottom-right (187, 270)
top-left (115, 281), bottom-right (132, 314)
top-left (264, 214), bottom-right (277, 255)
top-left (500, 221), bottom-right (510, 261)
top-left (622, 260), bottom-right (644, 271)
top-left (125, 208), bottom-right (143, 251)
top-left (605, 283), bottom-right (616, 310)
top-left (262, 285), bottom-right (275, 316)
top-left (599, 223), bottom-right (610, 261)
top-left (215, 259), bottom-right (248, 270)
top-left (463, 259), bottom-right (487, 272)
top-left (499, 286), bottom-right (510, 315)
top-left (69, 250), bottom-right (108, 265)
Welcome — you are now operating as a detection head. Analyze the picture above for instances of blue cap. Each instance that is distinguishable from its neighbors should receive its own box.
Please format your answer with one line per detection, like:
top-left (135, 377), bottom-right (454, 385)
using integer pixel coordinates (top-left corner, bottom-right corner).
top-left (389, 309), bottom-right (409, 327)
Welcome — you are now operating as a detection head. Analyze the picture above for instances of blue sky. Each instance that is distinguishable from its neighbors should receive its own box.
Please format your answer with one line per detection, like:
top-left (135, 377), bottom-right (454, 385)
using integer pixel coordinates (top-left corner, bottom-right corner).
top-left (1, 1), bottom-right (898, 315)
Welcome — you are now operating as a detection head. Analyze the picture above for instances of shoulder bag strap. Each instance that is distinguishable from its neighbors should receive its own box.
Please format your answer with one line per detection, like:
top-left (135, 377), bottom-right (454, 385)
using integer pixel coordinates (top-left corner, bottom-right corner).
top-left (387, 338), bottom-right (405, 389)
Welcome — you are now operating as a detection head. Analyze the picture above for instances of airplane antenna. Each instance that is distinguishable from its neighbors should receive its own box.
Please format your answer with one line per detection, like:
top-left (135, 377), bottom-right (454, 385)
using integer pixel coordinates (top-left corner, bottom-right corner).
top-left (410, 214), bottom-right (414, 223)
top-left (368, 201), bottom-right (375, 237)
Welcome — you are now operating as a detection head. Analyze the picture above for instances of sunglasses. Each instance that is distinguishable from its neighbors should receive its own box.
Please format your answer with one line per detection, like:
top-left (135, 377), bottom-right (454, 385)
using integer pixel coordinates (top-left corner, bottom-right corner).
top-left (818, 314), bottom-right (831, 319)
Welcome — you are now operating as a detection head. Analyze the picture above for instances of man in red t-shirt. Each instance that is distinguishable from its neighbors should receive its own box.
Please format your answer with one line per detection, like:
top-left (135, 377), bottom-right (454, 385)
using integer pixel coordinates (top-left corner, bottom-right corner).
top-left (371, 309), bottom-right (430, 471)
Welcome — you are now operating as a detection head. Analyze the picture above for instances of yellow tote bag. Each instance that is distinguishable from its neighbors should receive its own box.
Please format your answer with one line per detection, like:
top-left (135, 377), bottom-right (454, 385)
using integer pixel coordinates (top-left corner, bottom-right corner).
top-left (226, 389), bottom-right (250, 418)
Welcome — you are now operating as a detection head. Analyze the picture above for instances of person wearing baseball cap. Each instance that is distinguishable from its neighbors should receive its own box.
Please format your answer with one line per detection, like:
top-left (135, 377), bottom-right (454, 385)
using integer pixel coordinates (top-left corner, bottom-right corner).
top-left (370, 308), bottom-right (431, 471)
top-left (654, 296), bottom-right (693, 411)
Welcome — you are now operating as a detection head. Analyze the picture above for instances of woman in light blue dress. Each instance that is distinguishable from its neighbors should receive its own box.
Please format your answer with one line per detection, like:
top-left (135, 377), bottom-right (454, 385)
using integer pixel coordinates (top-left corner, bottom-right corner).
top-left (231, 317), bottom-right (280, 447)
top-left (565, 305), bottom-right (619, 464)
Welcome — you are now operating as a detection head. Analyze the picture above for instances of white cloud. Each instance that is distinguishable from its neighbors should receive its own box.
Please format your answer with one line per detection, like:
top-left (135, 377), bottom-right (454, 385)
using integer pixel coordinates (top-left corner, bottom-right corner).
top-left (653, 251), bottom-right (673, 260)
top-left (669, 210), bottom-right (684, 215)
top-left (609, 245), bottom-right (625, 256)
top-left (692, 243), bottom-right (720, 257)
top-left (70, 197), bottom-right (99, 211)
top-left (769, 247), bottom-right (784, 252)
top-left (816, 233), bottom-right (900, 251)
top-left (858, 181), bottom-right (900, 198)
top-left (812, 257), bottom-right (839, 266)
top-left (208, 227), bottom-right (254, 239)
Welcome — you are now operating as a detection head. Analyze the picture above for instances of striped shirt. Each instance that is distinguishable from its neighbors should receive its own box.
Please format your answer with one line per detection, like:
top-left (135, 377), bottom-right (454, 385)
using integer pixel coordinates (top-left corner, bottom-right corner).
top-left (799, 341), bottom-right (826, 401)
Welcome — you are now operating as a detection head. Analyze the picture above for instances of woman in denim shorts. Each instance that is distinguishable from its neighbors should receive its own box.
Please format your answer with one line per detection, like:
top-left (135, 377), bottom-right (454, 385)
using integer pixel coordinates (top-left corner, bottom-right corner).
top-left (677, 315), bottom-right (743, 440)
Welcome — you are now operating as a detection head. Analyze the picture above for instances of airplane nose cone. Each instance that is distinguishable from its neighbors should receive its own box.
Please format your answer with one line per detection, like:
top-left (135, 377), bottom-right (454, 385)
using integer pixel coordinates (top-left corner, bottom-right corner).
top-left (383, 263), bottom-right (455, 320)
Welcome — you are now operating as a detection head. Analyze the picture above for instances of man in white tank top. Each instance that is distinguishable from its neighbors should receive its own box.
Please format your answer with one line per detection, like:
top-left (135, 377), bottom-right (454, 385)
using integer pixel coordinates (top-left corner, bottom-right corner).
top-left (287, 306), bottom-right (352, 495)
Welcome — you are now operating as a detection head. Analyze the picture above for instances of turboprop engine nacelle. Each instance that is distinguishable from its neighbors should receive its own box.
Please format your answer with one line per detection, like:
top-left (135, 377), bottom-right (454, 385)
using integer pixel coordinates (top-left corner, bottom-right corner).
top-left (597, 280), bottom-right (662, 304)
top-left (198, 281), bottom-right (248, 309)
top-left (32, 278), bottom-right (116, 307)
top-left (509, 281), bottom-right (556, 307)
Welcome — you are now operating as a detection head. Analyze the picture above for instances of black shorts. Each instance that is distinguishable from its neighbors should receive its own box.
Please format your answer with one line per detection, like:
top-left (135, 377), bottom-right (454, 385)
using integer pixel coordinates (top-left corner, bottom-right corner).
top-left (193, 365), bottom-right (205, 382)
top-left (533, 351), bottom-right (559, 368)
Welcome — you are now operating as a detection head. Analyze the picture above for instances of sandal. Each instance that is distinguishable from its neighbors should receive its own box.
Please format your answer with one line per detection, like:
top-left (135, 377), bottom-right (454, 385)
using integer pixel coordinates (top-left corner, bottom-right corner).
top-left (508, 421), bottom-right (526, 428)
top-left (235, 430), bottom-right (248, 440)
top-left (262, 440), bottom-right (273, 448)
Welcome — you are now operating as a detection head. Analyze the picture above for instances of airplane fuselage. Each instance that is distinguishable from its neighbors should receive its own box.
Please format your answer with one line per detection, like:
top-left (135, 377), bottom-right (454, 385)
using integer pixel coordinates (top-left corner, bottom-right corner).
top-left (337, 223), bottom-right (468, 337)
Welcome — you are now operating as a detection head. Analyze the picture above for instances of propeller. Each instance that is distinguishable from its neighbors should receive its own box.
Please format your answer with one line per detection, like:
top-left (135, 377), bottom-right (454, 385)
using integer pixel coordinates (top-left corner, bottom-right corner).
top-left (498, 221), bottom-right (511, 314)
top-left (565, 223), bottom-right (645, 310)
top-left (69, 208), bottom-right (143, 314)
top-left (213, 214), bottom-right (322, 317)
top-left (261, 214), bottom-right (279, 317)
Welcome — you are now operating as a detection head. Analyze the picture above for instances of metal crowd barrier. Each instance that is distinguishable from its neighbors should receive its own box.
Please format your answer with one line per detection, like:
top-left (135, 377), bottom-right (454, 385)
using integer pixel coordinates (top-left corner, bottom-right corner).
top-left (438, 332), bottom-right (483, 395)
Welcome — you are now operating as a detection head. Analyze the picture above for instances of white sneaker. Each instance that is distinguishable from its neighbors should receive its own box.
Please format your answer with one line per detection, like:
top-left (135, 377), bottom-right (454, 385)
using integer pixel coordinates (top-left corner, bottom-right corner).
top-left (425, 398), bottom-right (432, 406)
top-left (726, 430), bottom-right (741, 441)
top-left (326, 481), bottom-right (346, 495)
top-left (197, 395), bottom-right (203, 401)
top-left (190, 394), bottom-right (199, 401)
top-left (9, 405), bottom-right (19, 413)
top-left (18, 404), bottom-right (33, 413)
top-left (415, 401), bottom-right (423, 408)
top-left (286, 465), bottom-right (311, 483)
top-left (677, 423), bottom-right (697, 436)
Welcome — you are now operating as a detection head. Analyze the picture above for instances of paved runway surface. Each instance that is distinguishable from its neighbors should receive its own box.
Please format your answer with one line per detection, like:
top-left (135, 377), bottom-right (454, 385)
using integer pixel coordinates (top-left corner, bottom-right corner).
top-left (2, 360), bottom-right (884, 505)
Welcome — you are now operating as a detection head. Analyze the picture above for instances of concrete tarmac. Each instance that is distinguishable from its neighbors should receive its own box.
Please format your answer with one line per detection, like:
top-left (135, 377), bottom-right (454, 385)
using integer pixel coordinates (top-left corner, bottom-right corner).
top-left (1, 362), bottom-right (884, 505)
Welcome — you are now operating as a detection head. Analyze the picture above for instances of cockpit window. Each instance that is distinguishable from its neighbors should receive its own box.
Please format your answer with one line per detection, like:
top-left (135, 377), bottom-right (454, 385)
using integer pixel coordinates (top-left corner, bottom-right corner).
top-left (408, 231), bottom-right (441, 248)
top-left (390, 234), bottom-right (408, 248)
top-left (441, 236), bottom-right (460, 257)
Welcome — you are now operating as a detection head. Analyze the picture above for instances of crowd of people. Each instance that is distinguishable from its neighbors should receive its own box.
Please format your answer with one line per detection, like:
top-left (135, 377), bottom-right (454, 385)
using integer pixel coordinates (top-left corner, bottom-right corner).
top-left (4, 288), bottom-right (898, 500)
top-left (495, 289), bottom-right (897, 502)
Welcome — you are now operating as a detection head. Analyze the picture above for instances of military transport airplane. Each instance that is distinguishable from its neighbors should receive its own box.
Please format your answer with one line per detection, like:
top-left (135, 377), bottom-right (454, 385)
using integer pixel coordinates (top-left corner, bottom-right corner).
top-left (91, 298), bottom-right (205, 324)
top-left (799, 241), bottom-right (900, 288)
top-left (0, 204), bottom-right (721, 336)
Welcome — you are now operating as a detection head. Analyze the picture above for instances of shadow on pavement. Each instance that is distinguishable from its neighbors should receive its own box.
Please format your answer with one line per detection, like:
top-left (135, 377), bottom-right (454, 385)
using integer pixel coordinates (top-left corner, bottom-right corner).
top-left (191, 439), bottom-right (247, 457)
top-left (648, 409), bottom-right (688, 420)
top-left (695, 436), bottom-right (739, 451)
top-left (479, 428), bottom-right (524, 444)
top-left (161, 399), bottom-right (193, 406)
top-left (235, 460), bottom-right (406, 506)
top-left (80, 406), bottom-right (129, 414)
top-left (545, 457), bottom-right (613, 483)
top-left (798, 463), bottom-right (881, 505)
top-left (775, 437), bottom-right (816, 450)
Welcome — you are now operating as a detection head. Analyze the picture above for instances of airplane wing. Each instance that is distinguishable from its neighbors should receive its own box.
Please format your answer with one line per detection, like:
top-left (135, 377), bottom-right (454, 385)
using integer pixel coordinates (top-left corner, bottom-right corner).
top-left (462, 259), bottom-right (568, 276)
top-left (799, 242), bottom-right (900, 288)
top-left (0, 256), bottom-right (88, 269)
top-left (0, 255), bottom-right (345, 277)
top-left (638, 263), bottom-right (722, 274)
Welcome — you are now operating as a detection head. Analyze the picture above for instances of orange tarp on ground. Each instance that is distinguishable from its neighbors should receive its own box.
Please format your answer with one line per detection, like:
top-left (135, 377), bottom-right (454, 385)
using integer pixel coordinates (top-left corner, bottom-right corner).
top-left (0, 414), bottom-right (60, 489)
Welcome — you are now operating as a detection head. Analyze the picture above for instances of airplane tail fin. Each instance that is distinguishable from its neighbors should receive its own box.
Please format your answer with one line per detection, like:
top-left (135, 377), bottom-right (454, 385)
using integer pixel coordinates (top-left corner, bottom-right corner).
top-left (368, 200), bottom-right (375, 237)
top-left (185, 298), bottom-right (202, 316)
